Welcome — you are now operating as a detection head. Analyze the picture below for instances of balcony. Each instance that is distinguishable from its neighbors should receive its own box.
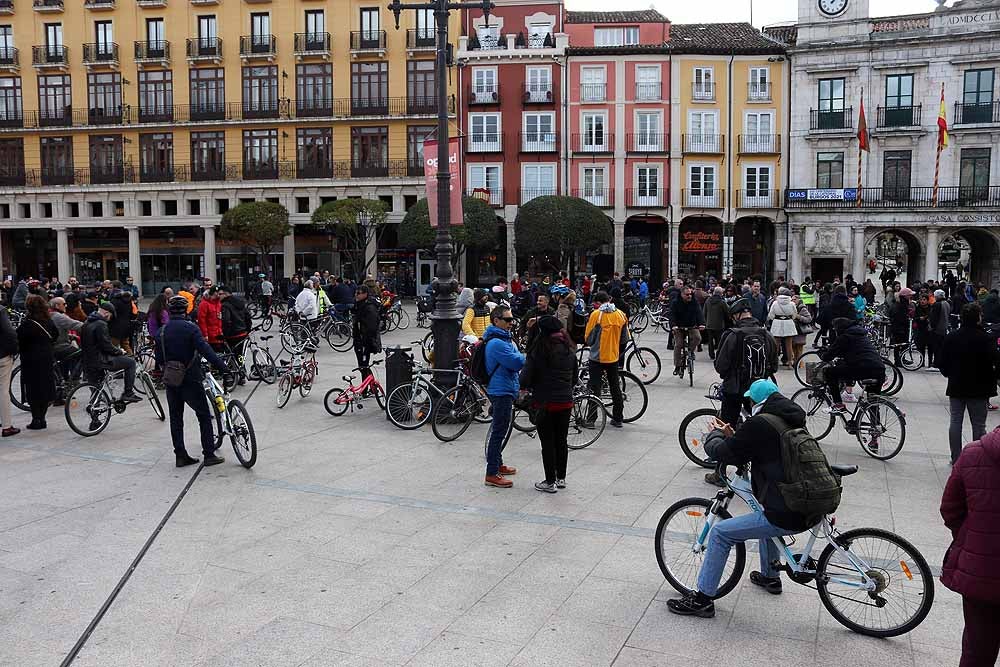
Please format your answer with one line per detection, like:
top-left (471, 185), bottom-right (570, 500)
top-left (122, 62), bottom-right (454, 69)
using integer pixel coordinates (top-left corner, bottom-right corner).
top-left (32, 45), bottom-right (68, 68)
top-left (571, 188), bottom-right (613, 208)
top-left (520, 132), bottom-right (557, 152)
top-left (189, 102), bottom-right (225, 121)
top-left (32, 0), bottom-right (62, 11)
top-left (580, 83), bottom-right (606, 103)
top-left (351, 159), bottom-right (388, 178)
top-left (30, 107), bottom-right (71, 127)
top-left (738, 134), bottom-right (780, 154)
top-left (626, 188), bottom-right (667, 207)
top-left (350, 30), bottom-right (386, 54)
top-left (242, 160), bottom-right (291, 180)
top-left (519, 187), bottom-right (556, 204)
top-left (523, 84), bottom-right (553, 104)
top-left (748, 82), bottom-right (771, 102)
top-left (240, 35), bottom-right (276, 60)
top-left (809, 107), bottom-right (853, 131)
top-left (0, 109), bottom-right (23, 128)
top-left (82, 43), bottom-right (118, 67)
top-left (140, 165), bottom-right (175, 183)
top-left (136, 0), bottom-right (166, 6)
top-left (84, 0), bottom-right (114, 9)
top-left (241, 99), bottom-right (281, 120)
top-left (138, 104), bottom-right (173, 123)
top-left (351, 96), bottom-right (388, 116)
top-left (466, 187), bottom-right (503, 207)
top-left (406, 29), bottom-right (435, 51)
top-left (0, 47), bottom-right (18, 69)
top-left (0, 169), bottom-right (25, 186)
top-left (407, 95), bottom-right (435, 115)
top-left (87, 105), bottom-right (128, 125)
top-left (467, 32), bottom-right (507, 50)
top-left (292, 161), bottom-right (331, 179)
top-left (186, 37), bottom-right (222, 62)
top-left (626, 132), bottom-right (668, 153)
top-left (737, 189), bottom-right (780, 208)
top-left (294, 32), bottom-right (330, 57)
top-left (635, 82), bottom-right (660, 102)
top-left (683, 188), bottom-right (724, 208)
top-left (954, 100), bottom-right (1000, 125)
top-left (189, 0), bottom-right (217, 5)
top-left (785, 186), bottom-right (1000, 209)
top-left (295, 98), bottom-right (339, 118)
top-left (876, 104), bottom-right (921, 129)
top-left (469, 85), bottom-right (499, 105)
top-left (190, 163), bottom-right (239, 181)
top-left (515, 31), bottom-right (554, 49)
top-left (0, 0), bottom-right (13, 14)
top-left (88, 164), bottom-right (127, 184)
top-left (692, 82), bottom-right (715, 101)
top-left (571, 133), bottom-right (612, 154)
top-left (467, 134), bottom-right (502, 153)
top-left (135, 40), bottom-right (169, 64)
top-left (41, 167), bottom-right (75, 186)
top-left (683, 133), bottom-right (724, 154)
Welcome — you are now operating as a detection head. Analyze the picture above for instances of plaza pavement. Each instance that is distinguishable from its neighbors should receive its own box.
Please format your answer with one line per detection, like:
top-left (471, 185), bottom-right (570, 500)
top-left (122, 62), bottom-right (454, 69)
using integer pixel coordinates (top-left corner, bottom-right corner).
top-left (0, 318), bottom-right (973, 666)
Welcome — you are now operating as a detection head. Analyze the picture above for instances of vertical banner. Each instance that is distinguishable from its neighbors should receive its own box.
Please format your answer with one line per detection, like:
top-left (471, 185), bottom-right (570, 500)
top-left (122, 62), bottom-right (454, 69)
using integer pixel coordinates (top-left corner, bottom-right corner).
top-left (423, 137), bottom-right (463, 228)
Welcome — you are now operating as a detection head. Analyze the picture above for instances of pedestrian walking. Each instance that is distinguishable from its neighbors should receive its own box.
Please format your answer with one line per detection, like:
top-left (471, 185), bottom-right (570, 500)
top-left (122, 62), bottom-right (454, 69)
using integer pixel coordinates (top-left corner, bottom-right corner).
top-left (940, 425), bottom-right (1000, 667)
top-left (483, 305), bottom-right (525, 488)
top-left (929, 289), bottom-right (951, 370)
top-left (352, 285), bottom-right (382, 383)
top-left (789, 293), bottom-right (813, 364)
top-left (16, 295), bottom-right (58, 430)
top-left (0, 306), bottom-right (18, 437)
top-left (703, 286), bottom-right (730, 360)
top-left (585, 292), bottom-right (627, 427)
top-left (520, 315), bottom-right (577, 493)
top-left (766, 287), bottom-right (798, 368)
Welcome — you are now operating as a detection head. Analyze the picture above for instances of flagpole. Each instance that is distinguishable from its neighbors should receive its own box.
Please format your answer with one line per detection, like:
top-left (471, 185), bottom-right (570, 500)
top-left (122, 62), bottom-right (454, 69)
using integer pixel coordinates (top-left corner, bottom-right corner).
top-left (857, 87), bottom-right (864, 208)
top-left (933, 82), bottom-right (944, 208)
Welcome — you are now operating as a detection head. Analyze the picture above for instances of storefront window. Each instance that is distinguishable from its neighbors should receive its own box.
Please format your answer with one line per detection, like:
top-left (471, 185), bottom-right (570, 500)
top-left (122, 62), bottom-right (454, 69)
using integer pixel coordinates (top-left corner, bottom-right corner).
top-left (678, 218), bottom-right (723, 279)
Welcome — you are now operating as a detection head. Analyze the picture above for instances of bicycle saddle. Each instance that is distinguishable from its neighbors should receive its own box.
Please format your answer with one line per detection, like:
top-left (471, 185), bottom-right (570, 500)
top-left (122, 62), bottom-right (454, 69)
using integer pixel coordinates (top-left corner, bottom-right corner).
top-left (342, 375), bottom-right (353, 382)
top-left (857, 378), bottom-right (883, 387)
top-left (831, 464), bottom-right (859, 477)
top-left (260, 335), bottom-right (273, 341)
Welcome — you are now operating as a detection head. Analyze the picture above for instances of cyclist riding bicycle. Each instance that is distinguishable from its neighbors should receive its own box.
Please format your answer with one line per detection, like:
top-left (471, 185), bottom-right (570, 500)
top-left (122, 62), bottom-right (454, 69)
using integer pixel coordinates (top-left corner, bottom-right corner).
top-left (80, 302), bottom-right (141, 405)
top-left (667, 379), bottom-right (815, 618)
top-left (820, 317), bottom-right (885, 414)
top-left (671, 286), bottom-right (705, 377)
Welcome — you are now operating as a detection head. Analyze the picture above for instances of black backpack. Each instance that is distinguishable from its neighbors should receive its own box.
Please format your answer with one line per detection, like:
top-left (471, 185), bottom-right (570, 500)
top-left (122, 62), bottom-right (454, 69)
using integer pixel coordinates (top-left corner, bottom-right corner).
top-left (759, 414), bottom-right (843, 524)
top-left (737, 327), bottom-right (771, 385)
top-left (469, 338), bottom-right (494, 385)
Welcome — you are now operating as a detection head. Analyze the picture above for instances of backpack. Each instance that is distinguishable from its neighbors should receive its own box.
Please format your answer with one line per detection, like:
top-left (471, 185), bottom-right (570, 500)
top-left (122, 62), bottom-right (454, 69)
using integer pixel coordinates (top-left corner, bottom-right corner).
top-left (759, 414), bottom-right (843, 524)
top-left (469, 338), bottom-right (494, 385)
top-left (737, 327), bottom-right (771, 385)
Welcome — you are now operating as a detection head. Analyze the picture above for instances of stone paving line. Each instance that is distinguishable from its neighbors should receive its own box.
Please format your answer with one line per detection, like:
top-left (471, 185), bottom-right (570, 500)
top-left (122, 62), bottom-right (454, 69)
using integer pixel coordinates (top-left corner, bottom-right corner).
top-left (0, 318), bottom-right (978, 666)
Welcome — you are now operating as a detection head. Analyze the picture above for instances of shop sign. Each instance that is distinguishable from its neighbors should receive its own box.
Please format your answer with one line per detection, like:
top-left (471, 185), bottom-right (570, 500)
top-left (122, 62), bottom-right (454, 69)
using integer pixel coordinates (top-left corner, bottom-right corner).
top-left (788, 188), bottom-right (858, 201)
top-left (626, 262), bottom-right (645, 277)
top-left (681, 231), bottom-right (722, 253)
top-left (423, 137), bottom-right (463, 228)
top-left (927, 213), bottom-right (1000, 223)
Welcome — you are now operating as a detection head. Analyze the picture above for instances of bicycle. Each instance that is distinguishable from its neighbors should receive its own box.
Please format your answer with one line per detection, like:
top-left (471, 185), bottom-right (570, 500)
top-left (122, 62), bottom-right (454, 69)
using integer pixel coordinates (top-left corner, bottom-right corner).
top-left (203, 364), bottom-right (257, 468)
top-left (384, 362), bottom-right (461, 430)
top-left (673, 326), bottom-right (699, 387)
top-left (275, 349), bottom-right (319, 408)
top-left (790, 373), bottom-right (907, 460)
top-left (243, 333), bottom-right (278, 384)
top-left (621, 333), bottom-right (662, 385)
top-left (64, 367), bottom-right (164, 437)
top-left (578, 355), bottom-right (648, 423)
top-left (678, 384), bottom-right (752, 468)
top-left (654, 462), bottom-right (934, 638)
top-left (430, 366), bottom-right (490, 442)
top-left (10, 350), bottom-right (84, 412)
top-left (487, 385), bottom-right (609, 456)
top-left (629, 302), bottom-right (670, 334)
top-left (794, 347), bottom-right (902, 397)
top-left (323, 360), bottom-right (387, 416)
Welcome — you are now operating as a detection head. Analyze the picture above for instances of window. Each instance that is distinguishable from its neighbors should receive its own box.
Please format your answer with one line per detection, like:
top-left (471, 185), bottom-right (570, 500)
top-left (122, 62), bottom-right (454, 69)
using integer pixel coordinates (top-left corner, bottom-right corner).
top-left (882, 150), bottom-right (911, 201)
top-left (580, 66), bottom-right (605, 102)
top-left (243, 128), bottom-right (278, 178)
top-left (38, 74), bottom-right (70, 124)
top-left (959, 147), bottom-right (990, 202)
top-left (688, 110), bottom-right (718, 152)
top-left (190, 68), bottom-right (224, 118)
top-left (197, 15), bottom-right (216, 42)
top-left (527, 22), bottom-right (551, 47)
top-left (525, 66), bottom-right (551, 102)
top-left (522, 164), bottom-right (555, 202)
top-left (360, 7), bottom-right (380, 47)
top-left (884, 73), bottom-right (915, 126)
top-left (743, 165), bottom-right (772, 206)
top-left (469, 113), bottom-right (499, 151)
top-left (40, 136), bottom-right (73, 184)
top-left (476, 24), bottom-right (500, 49)
top-left (635, 111), bottom-right (661, 150)
top-left (593, 26), bottom-right (638, 47)
top-left (94, 21), bottom-right (113, 57)
top-left (415, 8), bottom-right (433, 41)
top-left (749, 67), bottom-right (769, 100)
top-left (296, 63), bottom-right (332, 115)
top-left (693, 67), bottom-right (714, 99)
top-left (406, 125), bottom-right (434, 172)
top-left (45, 23), bottom-right (62, 54)
top-left (472, 67), bottom-right (497, 103)
top-left (962, 69), bottom-right (994, 123)
top-left (816, 152), bottom-right (844, 189)
top-left (0, 138), bottom-right (24, 185)
top-left (351, 126), bottom-right (388, 175)
top-left (139, 132), bottom-right (173, 181)
top-left (582, 167), bottom-right (606, 205)
top-left (0, 78), bottom-right (22, 124)
top-left (635, 166), bottom-right (660, 205)
top-left (468, 164), bottom-right (500, 203)
top-left (242, 65), bottom-right (278, 116)
top-left (88, 135), bottom-right (123, 182)
top-left (87, 72), bottom-right (121, 122)
top-left (581, 112), bottom-right (606, 151)
top-left (407, 60), bottom-right (435, 112)
top-left (351, 61), bottom-right (388, 114)
top-left (743, 111), bottom-right (774, 152)
top-left (250, 13), bottom-right (270, 44)
top-left (146, 18), bottom-right (164, 49)
top-left (523, 112), bottom-right (554, 151)
top-left (305, 10), bottom-right (325, 38)
top-left (297, 127), bottom-right (332, 178)
top-left (636, 65), bottom-right (660, 101)
top-left (817, 77), bottom-right (847, 129)
top-left (138, 70), bottom-right (172, 120)
top-left (191, 131), bottom-right (225, 180)
top-left (0, 26), bottom-right (12, 60)
top-left (688, 165), bottom-right (717, 204)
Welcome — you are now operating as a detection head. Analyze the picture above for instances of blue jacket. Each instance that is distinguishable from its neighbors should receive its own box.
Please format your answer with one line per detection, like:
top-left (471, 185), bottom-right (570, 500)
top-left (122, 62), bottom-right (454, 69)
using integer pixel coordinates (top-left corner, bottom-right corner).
top-left (748, 292), bottom-right (768, 324)
top-left (853, 295), bottom-right (867, 319)
top-left (159, 318), bottom-right (227, 384)
top-left (483, 324), bottom-right (525, 397)
top-left (638, 282), bottom-right (649, 299)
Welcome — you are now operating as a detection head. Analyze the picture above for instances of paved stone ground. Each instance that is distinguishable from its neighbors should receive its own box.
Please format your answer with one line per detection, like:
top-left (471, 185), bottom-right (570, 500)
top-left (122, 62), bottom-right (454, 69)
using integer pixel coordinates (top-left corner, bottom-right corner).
top-left (0, 317), bottom-right (974, 666)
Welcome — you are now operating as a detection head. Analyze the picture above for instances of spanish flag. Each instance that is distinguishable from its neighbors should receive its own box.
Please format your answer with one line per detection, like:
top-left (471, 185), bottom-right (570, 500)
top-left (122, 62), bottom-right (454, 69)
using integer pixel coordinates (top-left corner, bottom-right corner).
top-left (938, 82), bottom-right (949, 149)
top-left (857, 97), bottom-right (870, 152)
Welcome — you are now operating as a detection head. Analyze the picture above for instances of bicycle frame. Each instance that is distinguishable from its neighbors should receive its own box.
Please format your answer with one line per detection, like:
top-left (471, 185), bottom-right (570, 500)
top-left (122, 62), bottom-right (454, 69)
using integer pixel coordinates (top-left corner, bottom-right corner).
top-left (203, 371), bottom-right (233, 436)
top-left (333, 372), bottom-right (380, 404)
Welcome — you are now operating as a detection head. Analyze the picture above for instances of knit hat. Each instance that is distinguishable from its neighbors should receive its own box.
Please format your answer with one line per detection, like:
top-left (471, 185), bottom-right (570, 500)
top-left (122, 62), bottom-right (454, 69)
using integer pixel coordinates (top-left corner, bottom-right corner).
top-left (537, 315), bottom-right (563, 334)
top-left (167, 295), bottom-right (189, 314)
top-left (98, 301), bottom-right (115, 317)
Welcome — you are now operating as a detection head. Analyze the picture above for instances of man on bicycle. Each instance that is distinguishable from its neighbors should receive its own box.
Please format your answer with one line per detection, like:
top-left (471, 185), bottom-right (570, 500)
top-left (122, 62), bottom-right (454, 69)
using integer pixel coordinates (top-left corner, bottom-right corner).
top-left (667, 379), bottom-right (813, 618)
top-left (80, 302), bottom-right (142, 404)
top-left (820, 317), bottom-right (885, 414)
top-left (671, 286), bottom-right (705, 377)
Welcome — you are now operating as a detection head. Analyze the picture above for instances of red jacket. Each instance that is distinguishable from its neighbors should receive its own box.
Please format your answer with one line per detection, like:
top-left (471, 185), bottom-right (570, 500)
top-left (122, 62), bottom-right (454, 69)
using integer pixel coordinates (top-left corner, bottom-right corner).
top-left (197, 298), bottom-right (223, 344)
top-left (940, 427), bottom-right (1000, 602)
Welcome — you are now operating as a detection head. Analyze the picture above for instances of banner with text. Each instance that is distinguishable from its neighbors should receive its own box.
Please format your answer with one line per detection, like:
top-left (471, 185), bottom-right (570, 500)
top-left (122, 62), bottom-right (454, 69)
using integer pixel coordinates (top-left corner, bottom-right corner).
top-left (424, 138), bottom-right (463, 228)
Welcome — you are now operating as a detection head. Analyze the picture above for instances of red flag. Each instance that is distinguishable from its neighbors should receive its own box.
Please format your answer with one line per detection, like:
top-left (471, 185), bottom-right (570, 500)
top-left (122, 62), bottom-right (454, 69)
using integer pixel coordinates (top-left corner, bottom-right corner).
top-left (857, 98), bottom-right (870, 152)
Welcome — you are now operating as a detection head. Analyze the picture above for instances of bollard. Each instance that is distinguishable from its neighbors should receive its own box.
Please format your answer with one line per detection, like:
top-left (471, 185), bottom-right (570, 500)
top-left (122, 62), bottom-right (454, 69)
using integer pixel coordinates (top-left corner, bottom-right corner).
top-left (384, 345), bottom-right (414, 418)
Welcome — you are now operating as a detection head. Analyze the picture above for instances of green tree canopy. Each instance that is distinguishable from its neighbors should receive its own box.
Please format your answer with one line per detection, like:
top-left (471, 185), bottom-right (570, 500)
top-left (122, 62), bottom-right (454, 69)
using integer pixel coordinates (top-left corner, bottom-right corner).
top-left (311, 198), bottom-right (389, 280)
top-left (398, 196), bottom-right (500, 261)
top-left (514, 196), bottom-right (612, 271)
top-left (218, 201), bottom-right (291, 273)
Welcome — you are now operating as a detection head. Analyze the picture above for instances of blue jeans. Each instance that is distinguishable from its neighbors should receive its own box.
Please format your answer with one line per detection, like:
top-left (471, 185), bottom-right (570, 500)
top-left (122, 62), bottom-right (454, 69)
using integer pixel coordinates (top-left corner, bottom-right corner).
top-left (697, 512), bottom-right (798, 597)
top-left (486, 394), bottom-right (513, 476)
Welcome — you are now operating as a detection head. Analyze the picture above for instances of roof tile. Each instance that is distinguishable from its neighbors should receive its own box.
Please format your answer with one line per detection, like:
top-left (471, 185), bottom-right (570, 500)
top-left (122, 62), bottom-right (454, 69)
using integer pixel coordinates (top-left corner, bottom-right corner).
top-left (669, 22), bottom-right (787, 55)
top-left (565, 10), bottom-right (668, 24)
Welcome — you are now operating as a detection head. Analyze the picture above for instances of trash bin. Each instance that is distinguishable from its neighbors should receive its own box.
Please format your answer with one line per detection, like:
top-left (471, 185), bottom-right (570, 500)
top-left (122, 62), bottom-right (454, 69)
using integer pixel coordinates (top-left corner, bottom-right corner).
top-left (384, 346), bottom-right (413, 415)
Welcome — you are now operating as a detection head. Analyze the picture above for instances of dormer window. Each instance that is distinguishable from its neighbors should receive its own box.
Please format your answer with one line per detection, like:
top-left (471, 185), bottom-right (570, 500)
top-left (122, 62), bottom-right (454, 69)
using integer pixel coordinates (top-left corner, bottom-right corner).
top-left (477, 23), bottom-right (499, 49)
top-left (594, 26), bottom-right (638, 47)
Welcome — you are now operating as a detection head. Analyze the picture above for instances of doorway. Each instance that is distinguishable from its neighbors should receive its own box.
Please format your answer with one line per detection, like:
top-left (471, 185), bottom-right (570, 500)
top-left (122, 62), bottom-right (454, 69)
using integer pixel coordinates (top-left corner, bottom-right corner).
top-left (810, 258), bottom-right (844, 286)
top-left (416, 250), bottom-right (434, 295)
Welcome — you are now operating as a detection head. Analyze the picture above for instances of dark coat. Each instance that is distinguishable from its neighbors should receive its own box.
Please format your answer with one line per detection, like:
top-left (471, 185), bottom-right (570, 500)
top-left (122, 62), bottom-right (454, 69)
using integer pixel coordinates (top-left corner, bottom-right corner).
top-left (671, 296), bottom-right (705, 329)
top-left (819, 320), bottom-right (883, 372)
top-left (937, 324), bottom-right (1000, 399)
top-left (713, 318), bottom-right (779, 395)
top-left (747, 292), bottom-right (768, 324)
top-left (888, 297), bottom-right (911, 344)
top-left (108, 294), bottom-right (134, 340)
top-left (221, 295), bottom-right (252, 339)
top-left (703, 294), bottom-right (730, 331)
top-left (352, 297), bottom-right (381, 354)
top-left (81, 313), bottom-right (124, 376)
top-left (941, 428), bottom-right (1000, 603)
top-left (0, 308), bottom-right (16, 358)
top-left (520, 330), bottom-right (577, 406)
top-left (981, 294), bottom-right (1000, 324)
top-left (160, 318), bottom-right (227, 384)
top-left (17, 317), bottom-right (57, 404)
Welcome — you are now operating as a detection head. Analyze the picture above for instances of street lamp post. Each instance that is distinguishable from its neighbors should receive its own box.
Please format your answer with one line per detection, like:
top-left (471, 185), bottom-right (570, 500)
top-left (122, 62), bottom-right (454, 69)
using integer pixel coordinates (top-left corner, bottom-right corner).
top-left (388, 0), bottom-right (494, 371)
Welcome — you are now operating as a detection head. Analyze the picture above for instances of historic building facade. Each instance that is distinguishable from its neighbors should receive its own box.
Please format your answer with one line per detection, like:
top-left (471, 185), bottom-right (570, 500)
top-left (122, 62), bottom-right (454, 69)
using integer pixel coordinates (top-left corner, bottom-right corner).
top-left (770, 0), bottom-right (1000, 288)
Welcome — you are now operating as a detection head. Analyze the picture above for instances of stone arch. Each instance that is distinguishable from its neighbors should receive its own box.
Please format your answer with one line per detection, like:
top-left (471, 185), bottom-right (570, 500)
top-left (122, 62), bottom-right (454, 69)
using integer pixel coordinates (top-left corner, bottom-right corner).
top-left (863, 227), bottom-right (925, 288)
top-left (938, 227), bottom-right (1000, 289)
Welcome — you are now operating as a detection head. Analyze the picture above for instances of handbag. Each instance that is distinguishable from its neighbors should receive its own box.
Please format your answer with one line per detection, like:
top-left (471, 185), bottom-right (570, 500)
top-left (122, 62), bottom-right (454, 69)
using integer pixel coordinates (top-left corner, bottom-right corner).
top-left (158, 324), bottom-right (194, 388)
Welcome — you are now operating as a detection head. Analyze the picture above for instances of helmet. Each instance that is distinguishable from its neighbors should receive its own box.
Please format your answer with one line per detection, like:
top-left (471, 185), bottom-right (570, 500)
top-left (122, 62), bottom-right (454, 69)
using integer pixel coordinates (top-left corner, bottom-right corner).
top-left (167, 295), bottom-right (189, 315)
top-left (258, 273), bottom-right (265, 278)
top-left (729, 298), bottom-right (752, 317)
top-left (549, 284), bottom-right (570, 296)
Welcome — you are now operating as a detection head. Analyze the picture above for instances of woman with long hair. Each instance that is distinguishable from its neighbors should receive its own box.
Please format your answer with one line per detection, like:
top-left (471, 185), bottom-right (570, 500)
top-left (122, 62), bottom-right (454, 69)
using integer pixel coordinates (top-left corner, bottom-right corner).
top-left (16, 294), bottom-right (58, 429)
top-left (146, 293), bottom-right (170, 339)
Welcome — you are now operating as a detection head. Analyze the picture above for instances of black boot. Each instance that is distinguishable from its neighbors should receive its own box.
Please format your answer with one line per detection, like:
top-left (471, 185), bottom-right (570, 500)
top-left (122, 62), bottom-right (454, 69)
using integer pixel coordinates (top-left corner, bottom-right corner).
top-left (667, 590), bottom-right (715, 617)
top-left (203, 454), bottom-right (225, 466)
top-left (176, 453), bottom-right (200, 467)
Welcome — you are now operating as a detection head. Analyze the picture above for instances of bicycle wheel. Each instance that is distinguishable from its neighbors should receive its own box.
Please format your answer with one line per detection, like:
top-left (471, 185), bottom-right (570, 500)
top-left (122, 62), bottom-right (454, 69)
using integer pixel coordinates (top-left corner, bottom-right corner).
top-left (618, 371), bottom-right (648, 423)
top-left (276, 373), bottom-right (293, 409)
top-left (790, 387), bottom-right (835, 441)
top-left (881, 358), bottom-right (903, 396)
top-left (815, 527), bottom-right (934, 638)
top-left (654, 497), bottom-right (745, 600)
top-left (251, 347), bottom-right (278, 384)
top-left (385, 381), bottom-right (432, 429)
top-left (260, 315), bottom-right (274, 332)
top-left (899, 344), bottom-right (923, 371)
top-left (794, 350), bottom-right (824, 388)
top-left (855, 397), bottom-right (906, 460)
top-left (567, 394), bottom-right (607, 450)
top-left (227, 399), bottom-right (257, 468)
top-left (324, 387), bottom-right (350, 416)
top-left (470, 381), bottom-right (491, 424)
top-left (420, 331), bottom-right (434, 363)
top-left (325, 321), bottom-right (352, 352)
top-left (512, 406), bottom-right (537, 433)
top-left (677, 407), bottom-right (720, 467)
top-left (299, 366), bottom-right (315, 398)
top-left (135, 347), bottom-right (157, 374)
top-left (9, 364), bottom-right (28, 412)
top-left (688, 352), bottom-right (694, 387)
top-left (64, 383), bottom-right (113, 437)
top-left (370, 382), bottom-right (386, 410)
top-left (141, 372), bottom-right (164, 421)
top-left (281, 323), bottom-right (311, 354)
top-left (431, 386), bottom-right (476, 442)
top-left (396, 309), bottom-right (410, 330)
top-left (626, 346), bottom-right (661, 385)
top-left (630, 311), bottom-right (649, 334)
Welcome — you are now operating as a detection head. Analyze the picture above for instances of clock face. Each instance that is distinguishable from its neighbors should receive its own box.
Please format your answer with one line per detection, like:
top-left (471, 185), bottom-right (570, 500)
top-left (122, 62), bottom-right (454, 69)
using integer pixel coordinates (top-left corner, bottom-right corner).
top-left (818, 0), bottom-right (848, 16)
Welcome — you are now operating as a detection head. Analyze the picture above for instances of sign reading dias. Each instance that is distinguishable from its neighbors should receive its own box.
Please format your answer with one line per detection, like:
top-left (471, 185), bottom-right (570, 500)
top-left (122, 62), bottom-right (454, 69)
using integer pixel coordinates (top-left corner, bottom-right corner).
top-left (423, 137), bottom-right (463, 228)
top-left (787, 188), bottom-right (858, 201)
top-left (681, 231), bottom-right (721, 253)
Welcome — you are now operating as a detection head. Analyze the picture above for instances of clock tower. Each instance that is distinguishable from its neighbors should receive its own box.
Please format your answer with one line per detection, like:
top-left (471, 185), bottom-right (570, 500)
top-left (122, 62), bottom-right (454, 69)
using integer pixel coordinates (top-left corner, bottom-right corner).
top-left (797, 0), bottom-right (869, 23)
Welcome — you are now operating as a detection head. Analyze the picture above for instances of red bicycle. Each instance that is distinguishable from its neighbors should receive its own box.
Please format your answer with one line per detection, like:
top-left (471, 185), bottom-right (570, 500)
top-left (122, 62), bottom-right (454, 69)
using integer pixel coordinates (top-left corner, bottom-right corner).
top-left (323, 360), bottom-right (386, 415)
top-left (276, 350), bottom-right (319, 409)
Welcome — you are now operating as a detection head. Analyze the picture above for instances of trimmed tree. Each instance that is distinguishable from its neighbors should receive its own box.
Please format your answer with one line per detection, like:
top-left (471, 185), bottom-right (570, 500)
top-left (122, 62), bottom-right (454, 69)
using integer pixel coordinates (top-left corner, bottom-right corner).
top-left (218, 201), bottom-right (291, 274)
top-left (398, 196), bottom-right (500, 273)
top-left (514, 195), bottom-right (612, 273)
top-left (311, 198), bottom-right (388, 280)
